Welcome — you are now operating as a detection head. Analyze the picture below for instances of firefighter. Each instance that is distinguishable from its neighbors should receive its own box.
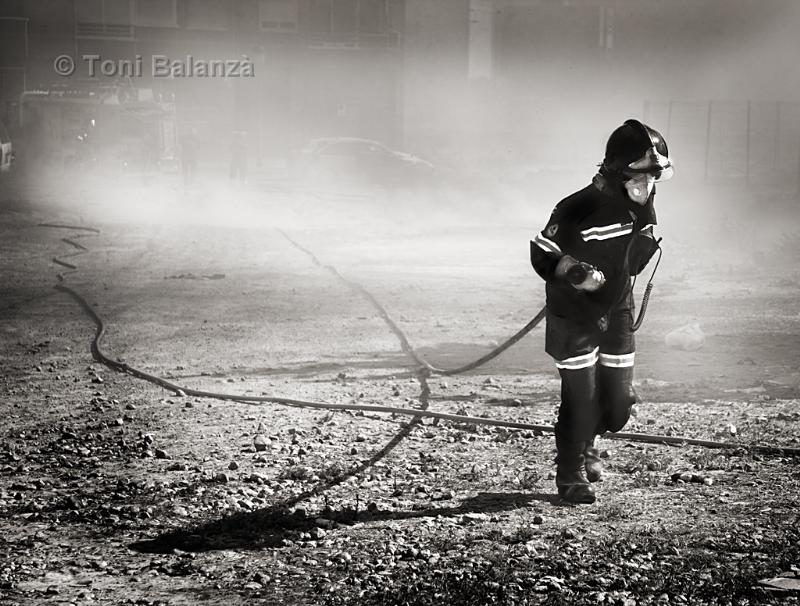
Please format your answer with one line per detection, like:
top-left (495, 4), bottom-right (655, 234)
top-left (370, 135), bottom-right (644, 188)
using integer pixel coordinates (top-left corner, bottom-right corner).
top-left (530, 119), bottom-right (673, 504)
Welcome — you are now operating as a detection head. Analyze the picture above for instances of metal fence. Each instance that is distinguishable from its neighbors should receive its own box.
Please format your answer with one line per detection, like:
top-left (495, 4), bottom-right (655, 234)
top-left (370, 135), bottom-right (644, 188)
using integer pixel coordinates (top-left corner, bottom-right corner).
top-left (644, 100), bottom-right (800, 188)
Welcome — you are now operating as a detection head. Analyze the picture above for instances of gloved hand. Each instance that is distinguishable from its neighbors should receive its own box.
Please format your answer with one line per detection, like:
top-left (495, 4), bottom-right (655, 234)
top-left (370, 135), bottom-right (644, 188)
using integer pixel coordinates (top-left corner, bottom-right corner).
top-left (556, 256), bottom-right (606, 292)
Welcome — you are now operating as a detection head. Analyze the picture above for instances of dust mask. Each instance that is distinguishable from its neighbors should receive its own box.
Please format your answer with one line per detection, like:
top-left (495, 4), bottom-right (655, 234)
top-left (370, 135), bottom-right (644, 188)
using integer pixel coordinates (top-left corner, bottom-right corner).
top-left (624, 173), bottom-right (655, 204)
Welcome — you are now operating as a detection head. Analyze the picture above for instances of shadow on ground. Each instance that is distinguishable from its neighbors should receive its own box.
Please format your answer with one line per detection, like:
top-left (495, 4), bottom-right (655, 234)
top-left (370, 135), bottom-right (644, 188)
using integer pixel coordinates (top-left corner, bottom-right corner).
top-left (130, 491), bottom-right (554, 554)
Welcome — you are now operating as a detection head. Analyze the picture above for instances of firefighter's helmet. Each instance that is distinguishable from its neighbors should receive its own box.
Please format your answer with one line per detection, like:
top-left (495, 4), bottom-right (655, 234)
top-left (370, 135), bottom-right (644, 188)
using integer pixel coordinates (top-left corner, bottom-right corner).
top-left (603, 119), bottom-right (673, 182)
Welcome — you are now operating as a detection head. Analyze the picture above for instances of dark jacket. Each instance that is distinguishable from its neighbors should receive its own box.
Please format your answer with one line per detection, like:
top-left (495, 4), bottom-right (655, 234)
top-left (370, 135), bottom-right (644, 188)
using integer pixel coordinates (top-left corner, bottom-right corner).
top-left (530, 174), bottom-right (660, 323)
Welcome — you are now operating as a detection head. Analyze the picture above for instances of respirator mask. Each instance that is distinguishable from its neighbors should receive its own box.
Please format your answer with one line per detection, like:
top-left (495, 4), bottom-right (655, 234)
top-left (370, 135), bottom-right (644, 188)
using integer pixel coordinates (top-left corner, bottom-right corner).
top-left (622, 145), bottom-right (674, 205)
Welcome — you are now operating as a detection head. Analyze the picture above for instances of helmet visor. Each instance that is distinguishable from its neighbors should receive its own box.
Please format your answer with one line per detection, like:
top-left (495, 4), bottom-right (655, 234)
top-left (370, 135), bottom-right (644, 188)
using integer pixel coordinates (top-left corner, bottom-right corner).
top-left (625, 146), bottom-right (674, 182)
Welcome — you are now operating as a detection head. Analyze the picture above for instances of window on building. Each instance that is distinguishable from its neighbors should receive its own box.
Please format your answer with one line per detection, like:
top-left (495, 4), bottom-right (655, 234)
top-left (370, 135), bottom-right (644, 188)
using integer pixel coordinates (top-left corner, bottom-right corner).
top-left (185, 0), bottom-right (228, 30)
top-left (103, 0), bottom-right (132, 23)
top-left (76, 0), bottom-right (104, 24)
top-left (259, 0), bottom-right (299, 32)
top-left (0, 18), bottom-right (27, 67)
top-left (76, 0), bottom-right (133, 38)
top-left (331, 0), bottom-right (356, 34)
top-left (135, 0), bottom-right (177, 27)
top-left (358, 0), bottom-right (385, 34)
top-left (301, 0), bottom-right (387, 35)
top-left (303, 0), bottom-right (331, 33)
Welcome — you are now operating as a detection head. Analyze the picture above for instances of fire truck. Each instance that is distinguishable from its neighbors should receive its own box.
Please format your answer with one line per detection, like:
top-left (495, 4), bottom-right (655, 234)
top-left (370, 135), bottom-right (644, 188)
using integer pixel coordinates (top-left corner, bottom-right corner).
top-left (19, 82), bottom-right (177, 172)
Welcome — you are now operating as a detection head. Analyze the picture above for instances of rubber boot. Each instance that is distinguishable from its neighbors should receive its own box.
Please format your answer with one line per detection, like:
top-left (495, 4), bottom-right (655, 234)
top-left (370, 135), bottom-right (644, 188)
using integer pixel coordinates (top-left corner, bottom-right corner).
top-left (555, 436), bottom-right (596, 504)
top-left (584, 437), bottom-right (603, 483)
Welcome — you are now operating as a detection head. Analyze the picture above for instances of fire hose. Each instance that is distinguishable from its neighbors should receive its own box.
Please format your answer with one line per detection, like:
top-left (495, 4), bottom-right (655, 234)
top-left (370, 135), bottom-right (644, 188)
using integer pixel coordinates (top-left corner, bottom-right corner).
top-left (46, 224), bottom-right (800, 457)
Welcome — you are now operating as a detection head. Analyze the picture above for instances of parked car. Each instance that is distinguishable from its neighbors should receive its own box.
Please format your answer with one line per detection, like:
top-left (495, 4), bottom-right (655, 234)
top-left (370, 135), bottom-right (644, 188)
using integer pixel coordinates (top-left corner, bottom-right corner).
top-left (0, 119), bottom-right (15, 172)
top-left (293, 137), bottom-right (438, 189)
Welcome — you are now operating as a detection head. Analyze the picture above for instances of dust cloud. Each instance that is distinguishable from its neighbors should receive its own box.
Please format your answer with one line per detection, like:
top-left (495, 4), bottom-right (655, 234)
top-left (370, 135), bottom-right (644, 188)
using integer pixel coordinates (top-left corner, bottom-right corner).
top-left (5, 0), bottom-right (800, 273)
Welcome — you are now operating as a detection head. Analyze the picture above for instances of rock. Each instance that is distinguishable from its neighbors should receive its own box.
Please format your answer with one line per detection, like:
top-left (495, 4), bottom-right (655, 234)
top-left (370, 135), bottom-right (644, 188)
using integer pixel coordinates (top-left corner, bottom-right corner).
top-left (166, 462), bottom-right (187, 472)
top-left (665, 323), bottom-right (705, 351)
top-left (532, 514), bottom-right (544, 525)
top-left (310, 527), bottom-right (327, 539)
top-left (367, 502), bottom-right (379, 513)
top-left (64, 495), bottom-right (82, 510)
top-left (112, 418), bottom-right (124, 426)
top-left (154, 449), bottom-right (170, 459)
top-left (253, 435), bottom-right (268, 452)
top-left (214, 472), bottom-right (230, 483)
top-left (228, 461), bottom-right (240, 471)
top-left (252, 572), bottom-right (270, 584)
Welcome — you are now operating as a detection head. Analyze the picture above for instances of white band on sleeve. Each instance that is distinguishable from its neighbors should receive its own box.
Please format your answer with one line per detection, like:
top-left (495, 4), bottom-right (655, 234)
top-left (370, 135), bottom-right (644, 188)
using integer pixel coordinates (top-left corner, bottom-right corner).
top-left (581, 223), bottom-right (634, 241)
top-left (533, 233), bottom-right (562, 255)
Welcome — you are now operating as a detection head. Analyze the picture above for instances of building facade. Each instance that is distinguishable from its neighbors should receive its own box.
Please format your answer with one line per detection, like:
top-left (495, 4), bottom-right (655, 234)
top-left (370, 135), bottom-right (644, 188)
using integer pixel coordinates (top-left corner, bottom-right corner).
top-left (0, 0), bottom-right (405, 163)
top-left (1, 0), bottom-right (798, 179)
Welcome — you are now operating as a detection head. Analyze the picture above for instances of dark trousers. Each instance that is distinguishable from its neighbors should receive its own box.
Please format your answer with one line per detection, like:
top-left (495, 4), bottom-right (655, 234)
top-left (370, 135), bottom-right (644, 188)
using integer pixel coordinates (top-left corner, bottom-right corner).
top-left (546, 299), bottom-right (637, 443)
top-left (557, 364), bottom-right (635, 442)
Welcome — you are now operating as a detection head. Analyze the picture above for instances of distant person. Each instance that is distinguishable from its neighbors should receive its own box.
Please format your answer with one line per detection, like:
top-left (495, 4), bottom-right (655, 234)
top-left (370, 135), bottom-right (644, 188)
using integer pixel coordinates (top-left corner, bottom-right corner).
top-left (180, 128), bottom-right (199, 185)
top-left (530, 119), bottom-right (673, 504)
top-left (229, 131), bottom-right (247, 184)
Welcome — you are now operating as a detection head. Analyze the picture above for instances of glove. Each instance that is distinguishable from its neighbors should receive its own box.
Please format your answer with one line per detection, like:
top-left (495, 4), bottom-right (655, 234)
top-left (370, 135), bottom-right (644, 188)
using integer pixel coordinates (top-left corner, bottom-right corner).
top-left (571, 264), bottom-right (606, 292)
top-left (556, 256), bottom-right (606, 292)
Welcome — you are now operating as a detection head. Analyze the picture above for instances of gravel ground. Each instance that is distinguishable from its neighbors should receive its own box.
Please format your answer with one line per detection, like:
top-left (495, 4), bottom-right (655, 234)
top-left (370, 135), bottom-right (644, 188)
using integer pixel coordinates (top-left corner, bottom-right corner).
top-left (1, 172), bottom-right (799, 605)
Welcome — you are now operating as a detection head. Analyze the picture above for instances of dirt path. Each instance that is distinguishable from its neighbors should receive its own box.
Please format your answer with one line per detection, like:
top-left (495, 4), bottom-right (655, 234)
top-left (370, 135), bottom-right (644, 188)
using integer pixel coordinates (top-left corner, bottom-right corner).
top-left (1, 178), bottom-right (799, 605)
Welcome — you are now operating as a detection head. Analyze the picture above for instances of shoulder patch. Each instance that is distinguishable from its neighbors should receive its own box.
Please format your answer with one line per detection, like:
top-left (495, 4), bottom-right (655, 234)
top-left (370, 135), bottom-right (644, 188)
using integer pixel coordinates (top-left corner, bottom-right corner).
top-left (545, 224), bottom-right (559, 237)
